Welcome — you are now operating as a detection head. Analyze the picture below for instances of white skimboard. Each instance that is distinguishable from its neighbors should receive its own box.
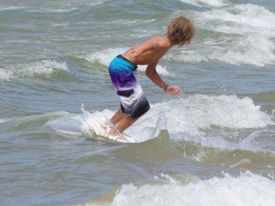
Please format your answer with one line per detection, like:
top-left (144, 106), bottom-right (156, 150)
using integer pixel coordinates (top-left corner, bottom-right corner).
top-left (87, 126), bottom-right (134, 143)
top-left (81, 114), bottom-right (134, 143)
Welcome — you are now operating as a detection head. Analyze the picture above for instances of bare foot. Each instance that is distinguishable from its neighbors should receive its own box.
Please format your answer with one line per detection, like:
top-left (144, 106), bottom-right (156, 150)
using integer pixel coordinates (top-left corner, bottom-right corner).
top-left (107, 127), bottom-right (122, 140)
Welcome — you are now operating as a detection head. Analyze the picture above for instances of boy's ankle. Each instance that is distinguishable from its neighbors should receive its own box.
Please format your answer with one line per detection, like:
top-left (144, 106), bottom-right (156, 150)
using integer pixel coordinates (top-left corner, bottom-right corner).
top-left (108, 127), bottom-right (121, 138)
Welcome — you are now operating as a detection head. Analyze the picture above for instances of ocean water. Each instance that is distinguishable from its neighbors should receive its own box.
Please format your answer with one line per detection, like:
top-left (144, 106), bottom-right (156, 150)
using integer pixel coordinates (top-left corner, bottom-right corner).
top-left (0, 0), bottom-right (275, 205)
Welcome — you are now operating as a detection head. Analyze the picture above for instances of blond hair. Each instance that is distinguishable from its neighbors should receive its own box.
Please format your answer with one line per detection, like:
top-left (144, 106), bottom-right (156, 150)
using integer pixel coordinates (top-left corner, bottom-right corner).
top-left (167, 16), bottom-right (195, 45)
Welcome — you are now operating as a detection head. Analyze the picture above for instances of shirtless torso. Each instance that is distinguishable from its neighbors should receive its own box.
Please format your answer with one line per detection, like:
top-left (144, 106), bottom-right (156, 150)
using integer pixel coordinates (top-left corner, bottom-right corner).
top-left (122, 36), bottom-right (173, 66)
top-left (121, 35), bottom-right (179, 97)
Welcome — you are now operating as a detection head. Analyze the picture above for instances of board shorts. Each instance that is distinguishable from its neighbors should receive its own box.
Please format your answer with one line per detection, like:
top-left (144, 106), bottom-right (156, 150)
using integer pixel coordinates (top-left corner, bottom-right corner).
top-left (108, 55), bottom-right (150, 119)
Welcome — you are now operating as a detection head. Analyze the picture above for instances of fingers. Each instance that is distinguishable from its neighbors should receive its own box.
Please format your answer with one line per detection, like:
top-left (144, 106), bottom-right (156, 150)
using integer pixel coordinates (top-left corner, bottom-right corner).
top-left (175, 88), bottom-right (181, 96)
top-left (174, 88), bottom-right (180, 96)
top-left (167, 85), bottom-right (181, 96)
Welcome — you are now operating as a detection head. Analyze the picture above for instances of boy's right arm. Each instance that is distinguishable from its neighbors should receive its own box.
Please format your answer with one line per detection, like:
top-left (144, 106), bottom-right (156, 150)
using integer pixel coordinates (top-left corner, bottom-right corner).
top-left (145, 63), bottom-right (180, 96)
top-left (145, 62), bottom-right (168, 91)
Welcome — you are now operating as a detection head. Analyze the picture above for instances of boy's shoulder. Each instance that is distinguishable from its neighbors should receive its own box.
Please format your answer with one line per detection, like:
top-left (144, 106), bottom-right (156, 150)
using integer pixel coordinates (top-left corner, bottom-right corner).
top-left (149, 35), bottom-right (164, 42)
top-left (136, 36), bottom-right (162, 50)
top-left (147, 36), bottom-right (170, 48)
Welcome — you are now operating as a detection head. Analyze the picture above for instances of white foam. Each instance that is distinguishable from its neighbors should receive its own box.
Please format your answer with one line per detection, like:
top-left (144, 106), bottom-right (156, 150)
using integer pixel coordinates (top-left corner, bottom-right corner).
top-left (79, 106), bottom-right (113, 139)
top-left (80, 48), bottom-right (127, 67)
top-left (0, 6), bottom-right (25, 11)
top-left (40, 8), bottom-right (79, 13)
top-left (0, 118), bottom-right (10, 124)
top-left (108, 172), bottom-right (275, 206)
top-left (0, 69), bottom-right (16, 81)
top-left (46, 94), bottom-right (274, 151)
top-left (148, 95), bottom-right (274, 152)
top-left (17, 60), bottom-right (69, 76)
top-left (87, 0), bottom-right (111, 7)
top-left (142, 95), bottom-right (273, 134)
top-left (200, 4), bottom-right (275, 34)
top-left (0, 60), bottom-right (68, 81)
top-left (45, 112), bottom-right (84, 137)
top-left (176, 4), bottom-right (275, 67)
top-left (23, 0), bottom-right (109, 13)
top-left (179, 0), bottom-right (228, 8)
top-left (125, 94), bottom-right (274, 150)
top-left (80, 48), bottom-right (172, 76)
top-left (103, 19), bottom-right (156, 26)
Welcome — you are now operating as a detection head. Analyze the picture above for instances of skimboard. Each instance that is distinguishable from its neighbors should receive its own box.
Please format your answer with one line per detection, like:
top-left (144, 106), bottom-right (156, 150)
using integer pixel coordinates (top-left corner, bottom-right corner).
top-left (84, 118), bottom-right (134, 143)
top-left (87, 126), bottom-right (133, 143)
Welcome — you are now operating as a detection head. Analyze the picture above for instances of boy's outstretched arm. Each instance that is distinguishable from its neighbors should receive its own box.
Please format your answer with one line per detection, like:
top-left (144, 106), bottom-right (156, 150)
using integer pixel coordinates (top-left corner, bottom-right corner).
top-left (145, 62), bottom-right (181, 96)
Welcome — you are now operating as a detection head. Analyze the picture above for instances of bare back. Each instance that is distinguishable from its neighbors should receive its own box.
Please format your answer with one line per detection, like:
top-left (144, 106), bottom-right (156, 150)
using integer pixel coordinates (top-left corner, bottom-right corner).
top-left (122, 36), bottom-right (173, 65)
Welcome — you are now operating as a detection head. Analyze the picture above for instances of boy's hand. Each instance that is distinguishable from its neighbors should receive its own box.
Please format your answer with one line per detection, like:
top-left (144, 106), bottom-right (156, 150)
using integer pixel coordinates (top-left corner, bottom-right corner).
top-left (165, 85), bottom-right (181, 96)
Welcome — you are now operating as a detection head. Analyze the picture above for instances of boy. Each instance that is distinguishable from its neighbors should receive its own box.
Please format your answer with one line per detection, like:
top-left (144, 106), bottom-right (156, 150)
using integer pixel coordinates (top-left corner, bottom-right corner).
top-left (106, 16), bottom-right (195, 140)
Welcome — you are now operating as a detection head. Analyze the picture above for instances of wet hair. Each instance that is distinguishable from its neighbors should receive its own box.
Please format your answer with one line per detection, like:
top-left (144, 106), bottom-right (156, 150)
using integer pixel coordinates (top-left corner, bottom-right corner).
top-left (167, 16), bottom-right (195, 46)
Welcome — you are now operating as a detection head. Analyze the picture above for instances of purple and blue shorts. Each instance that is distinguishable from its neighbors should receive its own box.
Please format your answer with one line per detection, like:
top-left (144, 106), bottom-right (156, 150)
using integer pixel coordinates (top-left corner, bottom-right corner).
top-left (108, 55), bottom-right (150, 119)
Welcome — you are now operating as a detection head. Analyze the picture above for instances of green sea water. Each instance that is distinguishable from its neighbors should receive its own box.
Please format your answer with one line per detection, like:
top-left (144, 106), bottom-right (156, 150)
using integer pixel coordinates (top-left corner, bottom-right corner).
top-left (0, 0), bottom-right (275, 205)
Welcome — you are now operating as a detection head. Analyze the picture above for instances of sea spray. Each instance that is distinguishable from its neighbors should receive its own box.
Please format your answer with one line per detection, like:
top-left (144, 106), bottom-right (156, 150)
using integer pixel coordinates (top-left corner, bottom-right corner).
top-left (108, 172), bottom-right (275, 206)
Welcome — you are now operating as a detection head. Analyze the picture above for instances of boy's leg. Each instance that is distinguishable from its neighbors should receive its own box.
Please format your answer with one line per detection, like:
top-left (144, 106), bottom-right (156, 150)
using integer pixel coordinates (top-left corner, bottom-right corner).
top-left (110, 108), bottom-right (126, 125)
top-left (115, 116), bottom-right (136, 134)
top-left (108, 108), bottom-right (136, 134)
top-left (106, 115), bottom-right (135, 140)
top-left (105, 108), bottom-right (133, 133)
